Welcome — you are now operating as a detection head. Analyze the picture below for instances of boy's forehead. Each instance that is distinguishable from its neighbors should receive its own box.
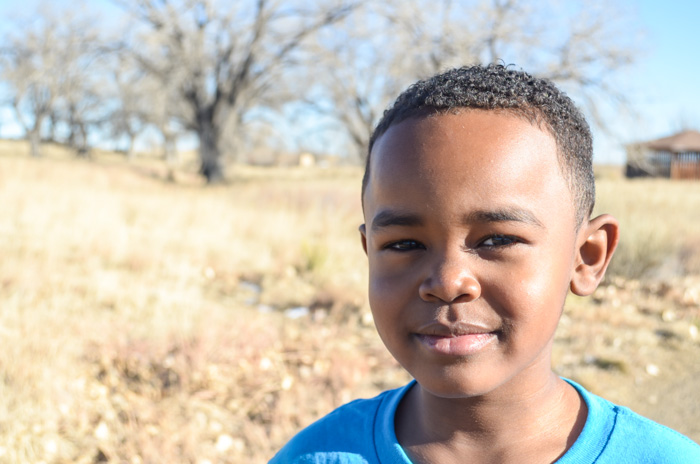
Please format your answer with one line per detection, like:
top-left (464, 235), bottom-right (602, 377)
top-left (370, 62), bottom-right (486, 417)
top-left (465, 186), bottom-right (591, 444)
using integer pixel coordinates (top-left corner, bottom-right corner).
top-left (363, 110), bottom-right (576, 227)
top-left (368, 110), bottom-right (560, 184)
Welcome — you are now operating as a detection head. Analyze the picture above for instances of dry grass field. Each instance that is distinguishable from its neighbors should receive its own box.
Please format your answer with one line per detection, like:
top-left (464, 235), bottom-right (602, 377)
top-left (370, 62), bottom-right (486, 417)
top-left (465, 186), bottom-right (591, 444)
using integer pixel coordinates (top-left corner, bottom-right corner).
top-left (0, 141), bottom-right (699, 463)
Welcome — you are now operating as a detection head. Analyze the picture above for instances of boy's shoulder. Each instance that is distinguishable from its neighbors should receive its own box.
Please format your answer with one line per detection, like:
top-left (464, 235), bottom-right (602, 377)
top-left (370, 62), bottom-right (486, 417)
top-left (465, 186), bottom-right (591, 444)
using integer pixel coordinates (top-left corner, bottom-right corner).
top-left (269, 383), bottom-right (413, 464)
top-left (599, 403), bottom-right (700, 463)
top-left (563, 379), bottom-right (700, 463)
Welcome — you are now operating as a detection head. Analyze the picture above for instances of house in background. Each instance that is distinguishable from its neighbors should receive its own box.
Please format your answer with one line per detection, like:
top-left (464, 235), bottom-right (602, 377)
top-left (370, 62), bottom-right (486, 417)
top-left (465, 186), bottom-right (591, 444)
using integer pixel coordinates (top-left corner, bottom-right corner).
top-left (625, 129), bottom-right (700, 179)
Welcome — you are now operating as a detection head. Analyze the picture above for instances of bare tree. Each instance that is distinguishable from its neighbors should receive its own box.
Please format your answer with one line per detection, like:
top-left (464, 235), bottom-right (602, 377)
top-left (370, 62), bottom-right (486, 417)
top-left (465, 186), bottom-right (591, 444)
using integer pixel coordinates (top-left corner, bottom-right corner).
top-left (103, 47), bottom-right (186, 178)
top-left (307, 0), bottom-right (639, 161)
top-left (300, 3), bottom-right (418, 161)
top-left (60, 79), bottom-right (104, 157)
top-left (106, 55), bottom-right (152, 159)
top-left (116, 0), bottom-right (357, 183)
top-left (1, 15), bottom-right (63, 157)
top-left (0, 7), bottom-right (105, 158)
top-left (140, 68), bottom-right (188, 177)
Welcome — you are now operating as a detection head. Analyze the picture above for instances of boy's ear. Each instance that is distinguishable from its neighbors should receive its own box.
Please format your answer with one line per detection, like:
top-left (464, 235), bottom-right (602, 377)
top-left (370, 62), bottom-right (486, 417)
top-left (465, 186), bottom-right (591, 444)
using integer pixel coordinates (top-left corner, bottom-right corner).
top-left (359, 224), bottom-right (368, 255)
top-left (570, 214), bottom-right (620, 296)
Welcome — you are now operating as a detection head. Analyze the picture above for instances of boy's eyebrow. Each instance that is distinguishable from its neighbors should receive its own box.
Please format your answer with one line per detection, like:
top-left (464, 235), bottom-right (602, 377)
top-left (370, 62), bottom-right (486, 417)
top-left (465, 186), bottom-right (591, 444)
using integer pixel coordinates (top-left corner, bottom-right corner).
top-left (370, 207), bottom-right (544, 231)
top-left (370, 210), bottom-right (423, 232)
top-left (465, 208), bottom-right (544, 228)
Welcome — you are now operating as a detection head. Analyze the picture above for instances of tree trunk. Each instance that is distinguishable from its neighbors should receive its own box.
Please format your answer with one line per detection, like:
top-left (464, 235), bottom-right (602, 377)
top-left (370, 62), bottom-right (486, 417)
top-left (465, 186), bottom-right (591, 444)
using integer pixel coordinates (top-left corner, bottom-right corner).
top-left (67, 116), bottom-right (76, 151)
top-left (76, 123), bottom-right (89, 158)
top-left (28, 128), bottom-right (41, 158)
top-left (126, 131), bottom-right (136, 160)
top-left (198, 119), bottom-right (225, 184)
top-left (163, 130), bottom-right (177, 182)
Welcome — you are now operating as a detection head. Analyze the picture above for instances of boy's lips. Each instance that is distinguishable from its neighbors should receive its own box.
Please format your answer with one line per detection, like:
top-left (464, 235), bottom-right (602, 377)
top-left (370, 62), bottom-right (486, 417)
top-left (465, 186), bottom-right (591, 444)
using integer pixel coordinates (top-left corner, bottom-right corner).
top-left (414, 322), bottom-right (498, 356)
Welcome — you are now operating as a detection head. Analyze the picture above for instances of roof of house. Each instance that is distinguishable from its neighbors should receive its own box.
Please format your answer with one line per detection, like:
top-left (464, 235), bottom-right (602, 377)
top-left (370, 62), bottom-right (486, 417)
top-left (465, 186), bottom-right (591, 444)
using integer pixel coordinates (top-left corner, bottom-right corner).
top-left (641, 129), bottom-right (700, 153)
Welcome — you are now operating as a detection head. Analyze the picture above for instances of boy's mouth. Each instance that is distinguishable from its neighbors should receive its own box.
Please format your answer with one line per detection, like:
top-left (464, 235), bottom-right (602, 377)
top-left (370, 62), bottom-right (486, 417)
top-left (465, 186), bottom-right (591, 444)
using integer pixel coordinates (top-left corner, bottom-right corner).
top-left (414, 322), bottom-right (497, 357)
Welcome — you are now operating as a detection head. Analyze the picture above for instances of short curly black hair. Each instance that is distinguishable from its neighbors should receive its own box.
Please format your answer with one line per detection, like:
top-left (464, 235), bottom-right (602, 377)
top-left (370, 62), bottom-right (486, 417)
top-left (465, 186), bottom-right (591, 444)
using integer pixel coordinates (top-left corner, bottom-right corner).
top-left (362, 64), bottom-right (595, 226)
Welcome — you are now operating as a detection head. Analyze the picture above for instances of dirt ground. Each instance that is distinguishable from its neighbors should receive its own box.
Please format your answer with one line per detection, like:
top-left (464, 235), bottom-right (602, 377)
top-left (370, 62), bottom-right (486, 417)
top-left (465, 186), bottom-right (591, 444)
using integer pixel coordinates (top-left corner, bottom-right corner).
top-left (638, 351), bottom-right (700, 442)
top-left (553, 276), bottom-right (700, 443)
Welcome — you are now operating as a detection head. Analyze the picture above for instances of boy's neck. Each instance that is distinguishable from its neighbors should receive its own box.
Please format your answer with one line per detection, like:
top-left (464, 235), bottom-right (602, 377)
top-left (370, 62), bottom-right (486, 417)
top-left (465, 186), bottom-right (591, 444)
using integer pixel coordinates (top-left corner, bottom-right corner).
top-left (395, 372), bottom-right (587, 464)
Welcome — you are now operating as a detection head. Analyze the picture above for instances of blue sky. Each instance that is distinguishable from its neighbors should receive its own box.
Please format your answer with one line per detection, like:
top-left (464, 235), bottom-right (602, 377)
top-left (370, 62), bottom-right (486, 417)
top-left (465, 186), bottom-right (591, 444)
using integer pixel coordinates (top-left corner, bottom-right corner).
top-left (0, 0), bottom-right (698, 164)
top-left (599, 0), bottom-right (700, 163)
top-left (634, 0), bottom-right (700, 131)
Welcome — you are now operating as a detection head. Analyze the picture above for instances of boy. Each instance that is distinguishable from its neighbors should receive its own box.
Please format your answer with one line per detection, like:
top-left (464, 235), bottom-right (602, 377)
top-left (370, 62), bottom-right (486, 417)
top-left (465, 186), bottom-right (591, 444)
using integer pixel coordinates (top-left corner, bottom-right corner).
top-left (270, 65), bottom-right (700, 463)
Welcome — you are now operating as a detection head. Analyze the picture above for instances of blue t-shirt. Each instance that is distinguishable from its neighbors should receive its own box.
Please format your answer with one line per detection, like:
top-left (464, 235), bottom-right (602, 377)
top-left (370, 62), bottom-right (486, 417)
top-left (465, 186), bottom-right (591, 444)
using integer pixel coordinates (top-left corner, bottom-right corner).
top-left (270, 379), bottom-right (700, 463)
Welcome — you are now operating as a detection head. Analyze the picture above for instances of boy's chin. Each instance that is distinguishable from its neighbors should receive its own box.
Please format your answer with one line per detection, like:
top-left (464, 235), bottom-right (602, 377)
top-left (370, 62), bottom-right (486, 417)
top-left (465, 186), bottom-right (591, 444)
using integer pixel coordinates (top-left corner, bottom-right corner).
top-left (409, 363), bottom-right (556, 401)
top-left (411, 370), bottom-right (509, 400)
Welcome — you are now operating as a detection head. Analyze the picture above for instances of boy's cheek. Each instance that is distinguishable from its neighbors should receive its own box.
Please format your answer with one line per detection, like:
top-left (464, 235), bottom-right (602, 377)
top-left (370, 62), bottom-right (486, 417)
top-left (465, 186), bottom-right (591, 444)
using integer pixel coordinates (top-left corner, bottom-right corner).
top-left (368, 272), bottom-right (415, 305)
top-left (369, 260), bottom-right (420, 287)
top-left (368, 273), bottom-right (402, 298)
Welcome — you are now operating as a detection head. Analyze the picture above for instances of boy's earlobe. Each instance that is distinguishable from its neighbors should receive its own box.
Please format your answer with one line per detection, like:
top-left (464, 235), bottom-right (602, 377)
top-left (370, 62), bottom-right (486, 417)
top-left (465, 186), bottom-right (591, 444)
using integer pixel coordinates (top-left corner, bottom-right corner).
top-left (359, 224), bottom-right (368, 255)
top-left (570, 214), bottom-right (620, 296)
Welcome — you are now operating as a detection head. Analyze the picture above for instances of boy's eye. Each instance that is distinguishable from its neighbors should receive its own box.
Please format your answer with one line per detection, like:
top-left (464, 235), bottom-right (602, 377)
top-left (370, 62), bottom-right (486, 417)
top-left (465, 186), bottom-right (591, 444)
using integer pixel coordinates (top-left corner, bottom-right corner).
top-left (480, 234), bottom-right (519, 247)
top-left (385, 239), bottom-right (425, 251)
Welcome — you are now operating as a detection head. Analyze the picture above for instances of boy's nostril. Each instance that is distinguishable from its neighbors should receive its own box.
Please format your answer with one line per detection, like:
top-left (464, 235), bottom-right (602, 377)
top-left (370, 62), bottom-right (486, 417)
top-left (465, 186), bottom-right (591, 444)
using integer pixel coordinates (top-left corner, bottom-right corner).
top-left (419, 272), bottom-right (481, 303)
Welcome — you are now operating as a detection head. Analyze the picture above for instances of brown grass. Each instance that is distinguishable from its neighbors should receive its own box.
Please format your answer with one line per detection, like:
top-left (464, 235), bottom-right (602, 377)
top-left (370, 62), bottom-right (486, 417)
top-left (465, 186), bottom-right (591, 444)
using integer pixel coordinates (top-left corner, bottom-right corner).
top-left (0, 143), bottom-right (698, 462)
top-left (596, 178), bottom-right (700, 278)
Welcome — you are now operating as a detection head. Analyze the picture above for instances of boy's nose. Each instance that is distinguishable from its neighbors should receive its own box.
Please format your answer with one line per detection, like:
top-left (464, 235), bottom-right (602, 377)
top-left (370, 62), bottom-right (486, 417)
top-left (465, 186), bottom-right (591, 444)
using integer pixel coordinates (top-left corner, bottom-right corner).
top-left (418, 255), bottom-right (481, 303)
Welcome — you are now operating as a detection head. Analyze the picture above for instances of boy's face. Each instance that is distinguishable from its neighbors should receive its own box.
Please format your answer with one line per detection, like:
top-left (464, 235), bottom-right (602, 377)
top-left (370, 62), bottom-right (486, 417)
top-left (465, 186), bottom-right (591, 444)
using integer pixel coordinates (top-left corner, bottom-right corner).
top-left (361, 110), bottom-right (584, 399)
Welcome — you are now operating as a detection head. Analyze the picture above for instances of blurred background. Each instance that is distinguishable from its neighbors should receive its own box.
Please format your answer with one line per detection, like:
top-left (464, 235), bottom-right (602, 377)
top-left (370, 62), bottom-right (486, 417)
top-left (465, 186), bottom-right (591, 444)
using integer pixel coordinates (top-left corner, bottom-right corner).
top-left (0, 0), bottom-right (698, 462)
